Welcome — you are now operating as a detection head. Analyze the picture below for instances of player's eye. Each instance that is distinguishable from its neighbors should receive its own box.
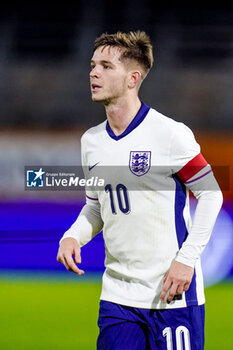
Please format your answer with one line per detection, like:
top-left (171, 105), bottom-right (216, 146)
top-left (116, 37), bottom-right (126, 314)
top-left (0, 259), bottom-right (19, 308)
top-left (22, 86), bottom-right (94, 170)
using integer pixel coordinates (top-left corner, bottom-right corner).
top-left (90, 64), bottom-right (95, 70)
top-left (103, 65), bottom-right (110, 69)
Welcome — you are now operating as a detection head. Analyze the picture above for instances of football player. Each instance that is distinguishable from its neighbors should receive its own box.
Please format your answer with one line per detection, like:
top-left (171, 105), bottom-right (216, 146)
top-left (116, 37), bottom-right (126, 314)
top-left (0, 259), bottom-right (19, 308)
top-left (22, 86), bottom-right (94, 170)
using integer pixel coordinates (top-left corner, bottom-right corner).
top-left (57, 31), bottom-right (223, 350)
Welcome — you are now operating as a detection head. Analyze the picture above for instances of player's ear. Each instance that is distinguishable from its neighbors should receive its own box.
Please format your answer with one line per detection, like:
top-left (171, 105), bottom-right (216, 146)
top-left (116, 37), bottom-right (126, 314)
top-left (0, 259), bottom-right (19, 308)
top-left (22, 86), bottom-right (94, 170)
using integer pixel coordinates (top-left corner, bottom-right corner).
top-left (128, 70), bottom-right (141, 89)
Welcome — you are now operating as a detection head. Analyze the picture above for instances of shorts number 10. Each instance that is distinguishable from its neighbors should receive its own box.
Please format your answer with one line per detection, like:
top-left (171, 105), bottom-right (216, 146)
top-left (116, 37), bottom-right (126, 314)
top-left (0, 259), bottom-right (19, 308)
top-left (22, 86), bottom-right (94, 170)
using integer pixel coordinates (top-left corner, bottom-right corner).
top-left (163, 326), bottom-right (191, 350)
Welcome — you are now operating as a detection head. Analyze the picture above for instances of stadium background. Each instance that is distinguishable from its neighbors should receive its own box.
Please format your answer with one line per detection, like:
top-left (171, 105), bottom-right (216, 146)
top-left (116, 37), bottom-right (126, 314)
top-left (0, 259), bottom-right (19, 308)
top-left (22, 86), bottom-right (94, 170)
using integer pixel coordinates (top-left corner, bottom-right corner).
top-left (0, 1), bottom-right (232, 349)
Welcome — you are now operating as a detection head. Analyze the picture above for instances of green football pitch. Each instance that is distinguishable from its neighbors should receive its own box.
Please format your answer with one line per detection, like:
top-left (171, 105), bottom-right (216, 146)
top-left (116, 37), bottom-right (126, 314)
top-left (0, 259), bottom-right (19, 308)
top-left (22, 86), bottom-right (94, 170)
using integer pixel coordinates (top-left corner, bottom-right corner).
top-left (0, 275), bottom-right (232, 350)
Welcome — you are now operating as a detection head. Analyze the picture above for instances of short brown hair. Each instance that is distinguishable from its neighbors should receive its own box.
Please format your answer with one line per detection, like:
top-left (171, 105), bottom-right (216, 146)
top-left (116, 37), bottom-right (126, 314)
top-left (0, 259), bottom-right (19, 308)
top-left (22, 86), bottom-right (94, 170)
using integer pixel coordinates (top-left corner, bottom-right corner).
top-left (94, 31), bottom-right (153, 78)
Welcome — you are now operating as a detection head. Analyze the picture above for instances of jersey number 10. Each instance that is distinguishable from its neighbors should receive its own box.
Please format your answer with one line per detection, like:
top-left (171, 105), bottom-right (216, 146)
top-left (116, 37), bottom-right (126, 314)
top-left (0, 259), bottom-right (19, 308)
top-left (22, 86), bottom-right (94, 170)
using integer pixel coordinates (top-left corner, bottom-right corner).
top-left (105, 184), bottom-right (130, 215)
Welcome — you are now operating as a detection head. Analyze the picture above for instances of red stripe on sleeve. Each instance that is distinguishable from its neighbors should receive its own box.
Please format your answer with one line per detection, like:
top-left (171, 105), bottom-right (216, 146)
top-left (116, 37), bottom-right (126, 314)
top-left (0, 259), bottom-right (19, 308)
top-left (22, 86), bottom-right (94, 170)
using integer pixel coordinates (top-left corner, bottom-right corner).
top-left (177, 153), bottom-right (208, 183)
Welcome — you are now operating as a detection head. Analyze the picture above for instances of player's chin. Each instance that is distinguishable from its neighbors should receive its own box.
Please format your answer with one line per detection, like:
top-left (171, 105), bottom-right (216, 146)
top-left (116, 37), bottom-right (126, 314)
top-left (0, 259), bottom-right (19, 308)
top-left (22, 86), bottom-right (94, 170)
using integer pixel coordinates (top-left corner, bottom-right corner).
top-left (91, 95), bottom-right (109, 104)
top-left (91, 95), bottom-right (101, 102)
top-left (91, 93), bottom-right (102, 102)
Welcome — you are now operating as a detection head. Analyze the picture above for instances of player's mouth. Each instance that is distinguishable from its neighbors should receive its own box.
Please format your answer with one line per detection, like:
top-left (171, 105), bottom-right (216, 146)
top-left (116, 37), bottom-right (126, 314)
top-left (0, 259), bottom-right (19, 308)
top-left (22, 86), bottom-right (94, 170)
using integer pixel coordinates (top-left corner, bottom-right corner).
top-left (91, 83), bottom-right (102, 92)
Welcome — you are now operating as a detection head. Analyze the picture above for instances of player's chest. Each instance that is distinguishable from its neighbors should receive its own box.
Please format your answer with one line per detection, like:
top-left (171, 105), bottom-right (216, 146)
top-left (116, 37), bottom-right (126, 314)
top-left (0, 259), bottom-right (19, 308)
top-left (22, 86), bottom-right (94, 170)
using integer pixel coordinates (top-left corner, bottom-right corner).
top-left (85, 133), bottom-right (172, 187)
top-left (86, 134), bottom-right (170, 168)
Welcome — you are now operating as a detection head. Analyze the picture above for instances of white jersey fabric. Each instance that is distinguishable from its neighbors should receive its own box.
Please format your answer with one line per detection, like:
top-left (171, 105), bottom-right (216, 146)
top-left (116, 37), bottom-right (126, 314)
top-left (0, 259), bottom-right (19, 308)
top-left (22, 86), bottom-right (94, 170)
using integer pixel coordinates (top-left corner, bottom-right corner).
top-left (61, 103), bottom-right (222, 309)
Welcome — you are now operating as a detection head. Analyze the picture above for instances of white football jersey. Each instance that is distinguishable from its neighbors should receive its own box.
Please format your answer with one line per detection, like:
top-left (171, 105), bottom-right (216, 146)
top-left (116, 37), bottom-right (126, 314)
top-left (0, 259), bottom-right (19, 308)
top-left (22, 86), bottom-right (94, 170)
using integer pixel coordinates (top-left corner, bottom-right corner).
top-left (79, 103), bottom-right (210, 309)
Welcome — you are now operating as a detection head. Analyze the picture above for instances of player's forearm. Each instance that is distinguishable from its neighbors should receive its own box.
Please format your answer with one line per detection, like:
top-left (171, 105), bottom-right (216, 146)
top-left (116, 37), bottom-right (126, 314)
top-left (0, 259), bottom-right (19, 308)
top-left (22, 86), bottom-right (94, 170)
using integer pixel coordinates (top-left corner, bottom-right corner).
top-left (176, 174), bottom-right (223, 267)
top-left (60, 202), bottom-right (103, 247)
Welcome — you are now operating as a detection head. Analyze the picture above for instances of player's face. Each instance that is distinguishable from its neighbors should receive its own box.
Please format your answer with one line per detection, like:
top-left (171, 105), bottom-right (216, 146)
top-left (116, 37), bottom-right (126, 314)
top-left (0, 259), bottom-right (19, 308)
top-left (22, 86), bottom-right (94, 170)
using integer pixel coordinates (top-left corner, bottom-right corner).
top-left (90, 46), bottom-right (130, 105)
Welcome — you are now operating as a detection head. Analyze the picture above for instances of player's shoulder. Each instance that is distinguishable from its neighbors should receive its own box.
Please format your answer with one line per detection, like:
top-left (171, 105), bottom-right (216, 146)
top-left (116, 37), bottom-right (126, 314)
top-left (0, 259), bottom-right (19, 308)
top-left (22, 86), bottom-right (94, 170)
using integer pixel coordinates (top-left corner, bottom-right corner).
top-left (148, 107), bottom-right (193, 136)
top-left (81, 120), bottom-right (107, 144)
top-left (148, 107), bottom-right (184, 128)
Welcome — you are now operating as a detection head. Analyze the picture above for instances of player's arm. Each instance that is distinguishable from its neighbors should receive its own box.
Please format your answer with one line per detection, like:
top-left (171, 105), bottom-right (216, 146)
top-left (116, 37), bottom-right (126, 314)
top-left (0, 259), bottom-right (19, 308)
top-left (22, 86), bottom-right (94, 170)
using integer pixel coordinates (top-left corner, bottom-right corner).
top-left (160, 169), bottom-right (223, 303)
top-left (57, 132), bottom-right (104, 274)
top-left (57, 198), bottom-right (103, 274)
top-left (161, 125), bottom-right (223, 303)
top-left (161, 170), bottom-right (223, 302)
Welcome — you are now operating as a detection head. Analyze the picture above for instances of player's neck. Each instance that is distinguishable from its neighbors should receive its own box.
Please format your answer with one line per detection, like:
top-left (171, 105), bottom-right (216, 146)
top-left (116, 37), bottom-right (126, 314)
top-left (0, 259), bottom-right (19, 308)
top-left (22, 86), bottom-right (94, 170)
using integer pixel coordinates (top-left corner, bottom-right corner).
top-left (105, 96), bottom-right (141, 136)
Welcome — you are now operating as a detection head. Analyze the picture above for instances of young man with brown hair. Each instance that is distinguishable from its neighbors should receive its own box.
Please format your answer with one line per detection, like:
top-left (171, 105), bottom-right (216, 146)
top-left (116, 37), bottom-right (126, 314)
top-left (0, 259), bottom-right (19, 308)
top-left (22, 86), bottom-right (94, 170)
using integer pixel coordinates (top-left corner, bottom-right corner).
top-left (57, 31), bottom-right (222, 349)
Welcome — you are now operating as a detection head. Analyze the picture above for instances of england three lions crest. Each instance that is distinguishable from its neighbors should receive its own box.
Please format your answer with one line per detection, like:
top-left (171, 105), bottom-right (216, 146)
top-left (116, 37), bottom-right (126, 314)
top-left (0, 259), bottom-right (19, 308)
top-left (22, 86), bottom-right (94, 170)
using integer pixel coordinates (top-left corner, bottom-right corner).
top-left (129, 151), bottom-right (151, 176)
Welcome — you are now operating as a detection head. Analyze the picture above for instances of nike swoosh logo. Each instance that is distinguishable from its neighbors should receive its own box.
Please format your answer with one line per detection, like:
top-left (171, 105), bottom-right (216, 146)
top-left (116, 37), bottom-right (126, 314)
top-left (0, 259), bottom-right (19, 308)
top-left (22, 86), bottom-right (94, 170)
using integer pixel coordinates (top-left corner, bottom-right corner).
top-left (88, 162), bottom-right (100, 171)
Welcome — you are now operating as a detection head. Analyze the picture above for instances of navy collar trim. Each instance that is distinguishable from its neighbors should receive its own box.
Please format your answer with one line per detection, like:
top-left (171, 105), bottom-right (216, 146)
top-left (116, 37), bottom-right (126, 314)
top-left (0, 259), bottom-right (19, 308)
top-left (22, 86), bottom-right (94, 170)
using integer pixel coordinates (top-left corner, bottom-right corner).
top-left (106, 102), bottom-right (150, 141)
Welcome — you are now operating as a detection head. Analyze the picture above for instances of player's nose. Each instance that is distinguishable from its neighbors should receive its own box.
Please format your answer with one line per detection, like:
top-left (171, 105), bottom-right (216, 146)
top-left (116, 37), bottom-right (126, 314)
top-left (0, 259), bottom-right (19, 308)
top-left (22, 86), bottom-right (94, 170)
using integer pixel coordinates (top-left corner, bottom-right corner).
top-left (90, 66), bottom-right (101, 79)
